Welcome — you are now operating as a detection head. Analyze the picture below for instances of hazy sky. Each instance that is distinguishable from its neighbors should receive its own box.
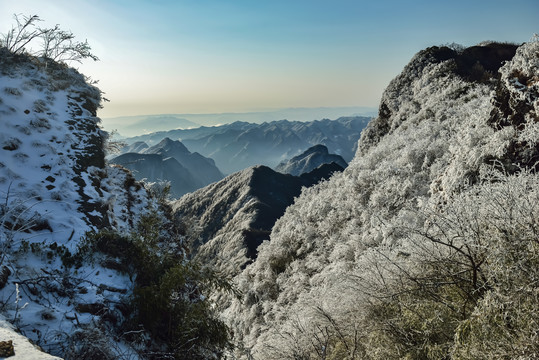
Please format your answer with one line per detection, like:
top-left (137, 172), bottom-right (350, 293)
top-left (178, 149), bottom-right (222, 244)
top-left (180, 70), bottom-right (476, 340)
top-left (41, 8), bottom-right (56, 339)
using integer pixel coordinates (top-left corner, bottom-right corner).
top-left (1, 0), bottom-right (537, 119)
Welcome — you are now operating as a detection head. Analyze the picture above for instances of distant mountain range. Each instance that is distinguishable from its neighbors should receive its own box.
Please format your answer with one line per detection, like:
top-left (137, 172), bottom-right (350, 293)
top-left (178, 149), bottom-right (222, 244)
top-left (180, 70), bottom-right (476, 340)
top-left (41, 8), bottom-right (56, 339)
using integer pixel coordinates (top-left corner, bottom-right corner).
top-left (123, 116), bottom-right (371, 174)
top-left (114, 136), bottom-right (351, 199)
top-left (121, 141), bottom-right (149, 153)
top-left (104, 107), bottom-right (377, 137)
top-left (111, 138), bottom-right (224, 198)
top-left (111, 115), bottom-right (200, 136)
top-left (3, 35), bottom-right (538, 360)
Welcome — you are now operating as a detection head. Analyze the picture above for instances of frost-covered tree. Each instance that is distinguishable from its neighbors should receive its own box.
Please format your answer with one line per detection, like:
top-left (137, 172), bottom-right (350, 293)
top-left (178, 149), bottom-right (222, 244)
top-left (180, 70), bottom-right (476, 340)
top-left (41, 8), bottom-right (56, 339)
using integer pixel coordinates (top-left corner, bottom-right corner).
top-left (220, 39), bottom-right (538, 359)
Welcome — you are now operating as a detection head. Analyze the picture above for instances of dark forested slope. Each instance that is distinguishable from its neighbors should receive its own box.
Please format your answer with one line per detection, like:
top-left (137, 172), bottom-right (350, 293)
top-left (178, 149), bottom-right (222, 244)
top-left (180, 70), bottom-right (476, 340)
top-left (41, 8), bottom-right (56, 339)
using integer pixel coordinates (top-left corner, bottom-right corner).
top-left (172, 163), bottom-right (344, 275)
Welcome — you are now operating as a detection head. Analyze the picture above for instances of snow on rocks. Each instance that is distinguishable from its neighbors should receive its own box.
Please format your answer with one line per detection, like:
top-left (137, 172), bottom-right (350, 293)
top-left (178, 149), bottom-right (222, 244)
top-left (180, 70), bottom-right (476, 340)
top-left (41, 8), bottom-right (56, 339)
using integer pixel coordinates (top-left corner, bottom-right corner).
top-left (0, 52), bottom-right (158, 358)
top-left (0, 315), bottom-right (62, 359)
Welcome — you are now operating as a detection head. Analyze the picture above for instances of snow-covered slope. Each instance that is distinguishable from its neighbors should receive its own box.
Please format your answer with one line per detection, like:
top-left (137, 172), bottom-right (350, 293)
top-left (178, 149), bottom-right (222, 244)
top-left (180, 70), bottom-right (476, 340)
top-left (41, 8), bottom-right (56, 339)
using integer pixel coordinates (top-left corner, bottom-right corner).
top-left (0, 50), bottom-right (165, 358)
top-left (0, 315), bottom-right (61, 359)
top-left (221, 40), bottom-right (538, 359)
top-left (274, 144), bottom-right (347, 176)
top-left (0, 50), bottom-right (106, 246)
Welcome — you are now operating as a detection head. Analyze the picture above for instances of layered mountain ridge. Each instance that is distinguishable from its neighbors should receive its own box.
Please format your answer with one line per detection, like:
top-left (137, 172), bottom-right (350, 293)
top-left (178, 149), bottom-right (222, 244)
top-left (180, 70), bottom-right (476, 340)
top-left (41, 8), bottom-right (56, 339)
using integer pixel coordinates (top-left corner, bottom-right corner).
top-left (124, 116), bottom-right (370, 174)
top-left (172, 162), bottom-right (344, 276)
top-left (111, 137), bottom-right (224, 198)
top-left (2, 35), bottom-right (538, 360)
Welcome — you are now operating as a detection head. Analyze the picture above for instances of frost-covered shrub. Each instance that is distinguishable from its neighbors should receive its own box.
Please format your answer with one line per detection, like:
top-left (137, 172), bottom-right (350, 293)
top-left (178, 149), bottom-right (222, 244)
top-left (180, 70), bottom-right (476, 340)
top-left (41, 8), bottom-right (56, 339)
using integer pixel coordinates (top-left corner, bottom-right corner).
top-left (362, 168), bottom-right (539, 359)
top-left (32, 99), bottom-right (49, 113)
top-left (134, 263), bottom-right (231, 359)
top-left (451, 169), bottom-right (539, 359)
top-left (0, 197), bottom-right (52, 237)
top-left (64, 325), bottom-right (116, 360)
top-left (29, 117), bottom-right (51, 130)
top-left (240, 167), bottom-right (539, 360)
top-left (3, 87), bottom-right (21, 97)
top-left (222, 39), bottom-right (539, 360)
top-left (488, 40), bottom-right (539, 172)
top-left (82, 213), bottom-right (232, 359)
top-left (2, 137), bottom-right (21, 151)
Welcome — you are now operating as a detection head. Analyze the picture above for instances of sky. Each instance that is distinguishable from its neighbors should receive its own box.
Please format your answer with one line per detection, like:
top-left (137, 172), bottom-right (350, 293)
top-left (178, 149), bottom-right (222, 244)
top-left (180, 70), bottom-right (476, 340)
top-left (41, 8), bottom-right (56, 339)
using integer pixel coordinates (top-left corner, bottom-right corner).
top-left (0, 0), bottom-right (538, 121)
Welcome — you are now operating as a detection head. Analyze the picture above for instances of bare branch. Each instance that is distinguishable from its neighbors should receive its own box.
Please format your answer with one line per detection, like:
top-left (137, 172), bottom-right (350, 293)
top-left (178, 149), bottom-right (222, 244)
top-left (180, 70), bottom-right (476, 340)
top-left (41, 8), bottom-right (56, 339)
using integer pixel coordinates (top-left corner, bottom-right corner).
top-left (1, 13), bottom-right (98, 64)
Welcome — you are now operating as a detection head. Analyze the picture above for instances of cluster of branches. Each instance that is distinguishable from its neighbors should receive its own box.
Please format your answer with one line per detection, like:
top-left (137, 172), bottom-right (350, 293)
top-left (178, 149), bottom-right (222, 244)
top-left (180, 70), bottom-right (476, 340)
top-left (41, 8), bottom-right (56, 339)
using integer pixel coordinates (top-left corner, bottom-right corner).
top-left (249, 166), bottom-right (539, 360)
top-left (0, 14), bottom-right (98, 63)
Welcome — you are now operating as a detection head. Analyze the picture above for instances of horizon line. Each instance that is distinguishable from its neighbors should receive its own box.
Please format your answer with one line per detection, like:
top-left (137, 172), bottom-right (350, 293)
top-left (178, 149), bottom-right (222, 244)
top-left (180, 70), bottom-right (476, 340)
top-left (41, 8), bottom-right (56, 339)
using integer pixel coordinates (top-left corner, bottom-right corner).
top-left (101, 105), bottom-right (378, 120)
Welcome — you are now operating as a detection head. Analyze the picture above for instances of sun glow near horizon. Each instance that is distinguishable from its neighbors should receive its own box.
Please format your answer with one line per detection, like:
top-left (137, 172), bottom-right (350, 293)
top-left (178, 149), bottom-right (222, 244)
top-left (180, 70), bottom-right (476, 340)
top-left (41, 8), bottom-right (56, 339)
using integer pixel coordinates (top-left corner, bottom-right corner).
top-left (1, 0), bottom-right (537, 119)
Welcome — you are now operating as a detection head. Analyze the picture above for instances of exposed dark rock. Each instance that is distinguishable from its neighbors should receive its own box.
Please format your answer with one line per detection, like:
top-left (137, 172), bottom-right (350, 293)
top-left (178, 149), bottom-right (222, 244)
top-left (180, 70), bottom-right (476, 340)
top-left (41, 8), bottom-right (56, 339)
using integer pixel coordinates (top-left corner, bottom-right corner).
top-left (97, 284), bottom-right (127, 294)
top-left (41, 311), bottom-right (56, 321)
top-left (0, 340), bottom-right (15, 357)
top-left (454, 43), bottom-right (519, 82)
top-left (2, 138), bottom-right (21, 151)
top-left (0, 266), bottom-right (11, 290)
top-left (75, 302), bottom-right (105, 315)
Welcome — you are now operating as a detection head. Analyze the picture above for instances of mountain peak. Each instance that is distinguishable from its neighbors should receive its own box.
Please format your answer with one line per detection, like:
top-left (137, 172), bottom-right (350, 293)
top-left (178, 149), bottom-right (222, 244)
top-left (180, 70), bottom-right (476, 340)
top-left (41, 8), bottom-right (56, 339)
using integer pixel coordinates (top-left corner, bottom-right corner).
top-left (358, 42), bottom-right (519, 155)
top-left (302, 144), bottom-right (329, 155)
top-left (173, 162), bottom-right (344, 274)
top-left (275, 144), bottom-right (347, 176)
top-left (112, 136), bottom-right (223, 198)
top-left (151, 137), bottom-right (190, 153)
top-left (223, 40), bottom-right (539, 358)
